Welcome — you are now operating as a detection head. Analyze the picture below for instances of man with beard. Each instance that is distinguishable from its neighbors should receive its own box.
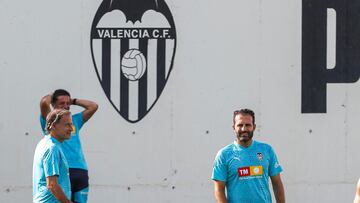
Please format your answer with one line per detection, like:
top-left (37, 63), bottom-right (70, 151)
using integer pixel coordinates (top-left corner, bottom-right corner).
top-left (212, 109), bottom-right (285, 203)
top-left (40, 89), bottom-right (98, 203)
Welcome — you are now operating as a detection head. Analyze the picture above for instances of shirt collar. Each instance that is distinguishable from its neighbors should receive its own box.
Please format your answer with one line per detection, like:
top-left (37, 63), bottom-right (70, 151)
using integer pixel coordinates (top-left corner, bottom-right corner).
top-left (47, 134), bottom-right (62, 145)
top-left (233, 140), bottom-right (255, 150)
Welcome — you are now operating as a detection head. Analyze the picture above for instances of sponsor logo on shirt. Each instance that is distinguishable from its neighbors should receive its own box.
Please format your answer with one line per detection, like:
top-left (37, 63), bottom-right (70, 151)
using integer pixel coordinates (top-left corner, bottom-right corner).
top-left (71, 125), bottom-right (77, 135)
top-left (238, 166), bottom-right (263, 177)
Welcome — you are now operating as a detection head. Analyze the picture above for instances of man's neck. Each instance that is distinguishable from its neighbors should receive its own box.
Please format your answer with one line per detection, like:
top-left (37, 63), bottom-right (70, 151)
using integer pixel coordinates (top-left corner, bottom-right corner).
top-left (50, 133), bottom-right (63, 143)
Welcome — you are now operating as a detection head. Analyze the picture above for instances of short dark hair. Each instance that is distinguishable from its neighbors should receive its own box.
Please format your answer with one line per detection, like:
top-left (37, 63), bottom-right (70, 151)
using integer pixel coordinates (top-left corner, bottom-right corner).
top-left (51, 89), bottom-right (71, 104)
top-left (233, 108), bottom-right (255, 124)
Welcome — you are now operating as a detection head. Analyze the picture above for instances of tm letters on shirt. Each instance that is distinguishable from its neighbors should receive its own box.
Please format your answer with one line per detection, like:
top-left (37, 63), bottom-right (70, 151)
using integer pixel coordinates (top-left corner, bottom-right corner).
top-left (212, 140), bottom-right (283, 203)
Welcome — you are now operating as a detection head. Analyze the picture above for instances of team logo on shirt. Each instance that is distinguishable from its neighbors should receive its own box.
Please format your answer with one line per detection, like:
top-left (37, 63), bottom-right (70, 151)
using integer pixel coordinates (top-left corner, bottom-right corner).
top-left (90, 0), bottom-right (176, 123)
top-left (256, 152), bottom-right (263, 161)
top-left (238, 166), bottom-right (263, 177)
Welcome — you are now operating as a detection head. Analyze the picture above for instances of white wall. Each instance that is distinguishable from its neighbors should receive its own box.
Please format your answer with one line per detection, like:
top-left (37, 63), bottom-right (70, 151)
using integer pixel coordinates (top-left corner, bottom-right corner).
top-left (0, 0), bottom-right (359, 202)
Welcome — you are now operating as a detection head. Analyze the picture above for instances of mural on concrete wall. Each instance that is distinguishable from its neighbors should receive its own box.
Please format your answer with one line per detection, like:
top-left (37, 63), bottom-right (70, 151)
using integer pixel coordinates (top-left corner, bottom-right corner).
top-left (91, 0), bottom-right (177, 122)
top-left (302, 0), bottom-right (360, 113)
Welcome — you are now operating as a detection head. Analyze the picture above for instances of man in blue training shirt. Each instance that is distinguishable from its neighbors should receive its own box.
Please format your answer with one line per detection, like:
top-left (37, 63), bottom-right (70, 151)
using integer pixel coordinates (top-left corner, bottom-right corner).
top-left (33, 109), bottom-right (73, 203)
top-left (40, 89), bottom-right (98, 203)
top-left (212, 109), bottom-right (285, 203)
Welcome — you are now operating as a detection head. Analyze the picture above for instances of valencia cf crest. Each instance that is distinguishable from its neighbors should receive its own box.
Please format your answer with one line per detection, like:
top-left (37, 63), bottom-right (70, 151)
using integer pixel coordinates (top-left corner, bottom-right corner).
top-left (90, 0), bottom-right (176, 123)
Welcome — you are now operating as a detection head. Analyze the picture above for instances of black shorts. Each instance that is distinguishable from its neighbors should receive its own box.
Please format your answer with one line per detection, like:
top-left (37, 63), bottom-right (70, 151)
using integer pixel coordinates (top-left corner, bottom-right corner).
top-left (69, 168), bottom-right (89, 202)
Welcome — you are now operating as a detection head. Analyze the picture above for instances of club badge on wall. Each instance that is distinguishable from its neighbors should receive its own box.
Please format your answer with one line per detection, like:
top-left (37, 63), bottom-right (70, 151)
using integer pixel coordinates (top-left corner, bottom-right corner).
top-left (90, 0), bottom-right (176, 123)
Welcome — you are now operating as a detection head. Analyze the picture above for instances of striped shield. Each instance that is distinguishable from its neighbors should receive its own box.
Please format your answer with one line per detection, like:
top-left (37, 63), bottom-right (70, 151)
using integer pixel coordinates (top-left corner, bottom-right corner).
top-left (90, 0), bottom-right (176, 123)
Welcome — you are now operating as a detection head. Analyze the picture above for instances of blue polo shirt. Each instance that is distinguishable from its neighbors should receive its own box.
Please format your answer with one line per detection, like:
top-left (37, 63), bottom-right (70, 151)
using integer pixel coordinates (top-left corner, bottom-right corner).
top-left (212, 140), bottom-right (283, 203)
top-left (40, 112), bottom-right (87, 170)
top-left (33, 135), bottom-right (71, 203)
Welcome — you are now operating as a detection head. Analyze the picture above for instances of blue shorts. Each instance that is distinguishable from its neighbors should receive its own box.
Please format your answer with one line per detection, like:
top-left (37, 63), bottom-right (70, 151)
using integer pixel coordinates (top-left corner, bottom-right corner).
top-left (69, 168), bottom-right (89, 203)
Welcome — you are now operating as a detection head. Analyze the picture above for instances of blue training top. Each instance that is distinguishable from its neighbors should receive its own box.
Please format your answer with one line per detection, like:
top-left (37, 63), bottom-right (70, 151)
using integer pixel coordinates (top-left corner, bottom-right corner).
top-left (40, 112), bottom-right (87, 170)
top-left (33, 135), bottom-right (71, 203)
top-left (212, 140), bottom-right (283, 203)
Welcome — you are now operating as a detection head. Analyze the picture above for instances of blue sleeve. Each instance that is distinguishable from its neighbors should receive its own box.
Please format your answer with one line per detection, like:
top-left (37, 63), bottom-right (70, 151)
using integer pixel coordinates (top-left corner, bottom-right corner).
top-left (73, 112), bottom-right (84, 130)
top-left (43, 146), bottom-right (61, 177)
top-left (212, 150), bottom-right (227, 182)
top-left (39, 115), bottom-right (47, 135)
top-left (268, 146), bottom-right (283, 177)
